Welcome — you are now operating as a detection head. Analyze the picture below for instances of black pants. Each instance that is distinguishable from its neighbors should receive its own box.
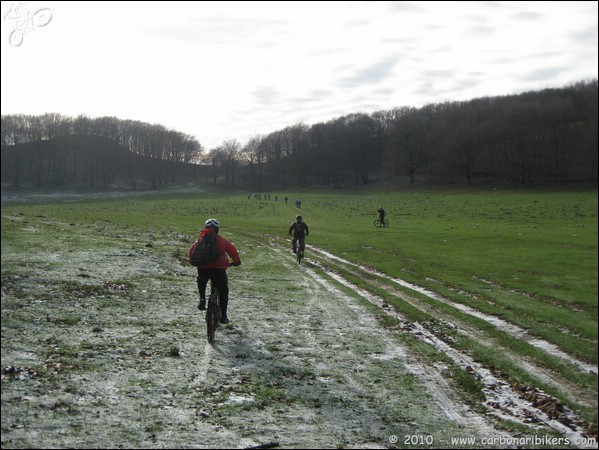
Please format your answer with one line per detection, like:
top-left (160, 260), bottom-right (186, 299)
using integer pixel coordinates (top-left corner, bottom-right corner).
top-left (292, 234), bottom-right (305, 252)
top-left (196, 268), bottom-right (229, 318)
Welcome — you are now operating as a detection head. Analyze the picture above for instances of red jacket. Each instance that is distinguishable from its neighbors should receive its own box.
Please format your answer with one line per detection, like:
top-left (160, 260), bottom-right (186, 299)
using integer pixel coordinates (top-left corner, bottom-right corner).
top-left (189, 228), bottom-right (240, 270)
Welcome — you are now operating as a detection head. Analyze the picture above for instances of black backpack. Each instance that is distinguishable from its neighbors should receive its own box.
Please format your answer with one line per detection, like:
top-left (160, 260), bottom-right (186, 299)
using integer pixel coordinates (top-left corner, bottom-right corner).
top-left (189, 233), bottom-right (220, 266)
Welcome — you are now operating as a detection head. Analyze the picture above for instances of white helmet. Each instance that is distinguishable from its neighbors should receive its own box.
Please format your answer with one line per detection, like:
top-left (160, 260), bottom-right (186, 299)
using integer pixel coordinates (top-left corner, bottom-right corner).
top-left (204, 218), bottom-right (220, 229)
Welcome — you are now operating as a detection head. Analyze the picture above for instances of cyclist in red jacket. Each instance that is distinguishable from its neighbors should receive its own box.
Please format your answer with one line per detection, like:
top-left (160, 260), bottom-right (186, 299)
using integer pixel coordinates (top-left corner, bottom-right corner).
top-left (191, 218), bottom-right (240, 324)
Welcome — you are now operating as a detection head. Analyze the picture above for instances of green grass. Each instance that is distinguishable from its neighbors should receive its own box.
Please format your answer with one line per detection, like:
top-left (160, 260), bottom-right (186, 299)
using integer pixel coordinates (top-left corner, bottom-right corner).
top-left (3, 186), bottom-right (597, 360)
top-left (1, 184), bottom-right (597, 445)
top-left (2, 186), bottom-right (597, 364)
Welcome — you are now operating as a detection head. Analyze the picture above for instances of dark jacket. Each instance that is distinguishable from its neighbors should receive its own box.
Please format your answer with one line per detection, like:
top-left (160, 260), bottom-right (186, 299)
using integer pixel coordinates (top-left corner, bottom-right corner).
top-left (289, 221), bottom-right (309, 236)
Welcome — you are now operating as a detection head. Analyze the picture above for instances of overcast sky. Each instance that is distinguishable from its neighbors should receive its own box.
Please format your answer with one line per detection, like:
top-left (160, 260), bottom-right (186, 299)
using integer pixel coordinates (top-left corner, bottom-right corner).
top-left (1, 1), bottom-right (597, 149)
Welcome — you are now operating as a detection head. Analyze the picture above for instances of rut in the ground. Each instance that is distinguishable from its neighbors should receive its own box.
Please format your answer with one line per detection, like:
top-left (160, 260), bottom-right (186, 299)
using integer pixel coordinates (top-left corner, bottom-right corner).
top-left (303, 243), bottom-right (596, 444)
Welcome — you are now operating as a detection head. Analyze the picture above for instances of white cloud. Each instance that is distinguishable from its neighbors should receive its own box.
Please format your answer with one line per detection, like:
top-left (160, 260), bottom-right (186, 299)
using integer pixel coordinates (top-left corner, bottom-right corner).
top-left (1, 0), bottom-right (597, 149)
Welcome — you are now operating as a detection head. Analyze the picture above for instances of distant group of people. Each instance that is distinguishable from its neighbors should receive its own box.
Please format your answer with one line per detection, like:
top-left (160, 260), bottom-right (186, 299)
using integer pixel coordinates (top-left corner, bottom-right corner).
top-left (247, 193), bottom-right (305, 208)
top-left (247, 192), bottom-right (278, 201)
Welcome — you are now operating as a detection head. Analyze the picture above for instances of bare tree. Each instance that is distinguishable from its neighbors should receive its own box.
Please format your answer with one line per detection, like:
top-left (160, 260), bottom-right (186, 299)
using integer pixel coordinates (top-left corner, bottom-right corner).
top-left (220, 139), bottom-right (241, 186)
top-left (387, 107), bottom-right (432, 183)
top-left (241, 135), bottom-right (266, 187)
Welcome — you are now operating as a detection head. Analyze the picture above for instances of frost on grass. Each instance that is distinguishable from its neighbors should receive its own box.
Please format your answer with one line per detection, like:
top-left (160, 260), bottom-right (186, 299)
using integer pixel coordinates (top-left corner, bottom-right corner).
top-left (1, 216), bottom-right (597, 448)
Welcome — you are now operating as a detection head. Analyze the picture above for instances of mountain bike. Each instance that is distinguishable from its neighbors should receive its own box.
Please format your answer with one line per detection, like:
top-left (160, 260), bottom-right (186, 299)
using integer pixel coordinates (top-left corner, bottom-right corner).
top-left (205, 283), bottom-right (221, 344)
top-left (374, 218), bottom-right (389, 227)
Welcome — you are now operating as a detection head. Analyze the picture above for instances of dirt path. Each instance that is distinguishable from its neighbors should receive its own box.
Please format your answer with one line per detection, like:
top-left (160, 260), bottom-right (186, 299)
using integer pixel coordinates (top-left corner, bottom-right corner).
top-left (305, 245), bottom-right (596, 444)
top-left (1, 229), bottom-right (597, 448)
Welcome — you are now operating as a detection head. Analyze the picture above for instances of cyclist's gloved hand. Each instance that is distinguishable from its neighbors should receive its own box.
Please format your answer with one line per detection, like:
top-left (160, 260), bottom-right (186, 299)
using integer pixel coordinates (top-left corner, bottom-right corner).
top-left (231, 261), bottom-right (241, 266)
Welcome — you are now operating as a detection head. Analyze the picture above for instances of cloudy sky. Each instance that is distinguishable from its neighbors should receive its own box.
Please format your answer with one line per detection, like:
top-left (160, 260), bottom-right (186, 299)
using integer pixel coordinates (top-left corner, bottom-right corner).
top-left (1, 1), bottom-right (597, 149)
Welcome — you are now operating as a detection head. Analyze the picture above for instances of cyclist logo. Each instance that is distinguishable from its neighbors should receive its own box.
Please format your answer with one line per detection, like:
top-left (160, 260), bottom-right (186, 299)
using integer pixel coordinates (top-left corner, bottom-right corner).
top-left (3, 3), bottom-right (53, 47)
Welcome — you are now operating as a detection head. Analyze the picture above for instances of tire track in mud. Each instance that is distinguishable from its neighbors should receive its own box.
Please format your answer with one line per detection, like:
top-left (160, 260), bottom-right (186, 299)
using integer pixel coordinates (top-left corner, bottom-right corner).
top-left (300, 244), bottom-right (597, 447)
top-left (306, 267), bottom-right (506, 435)
top-left (260, 243), bottom-right (514, 446)
top-left (306, 247), bottom-right (597, 411)
top-left (309, 246), bottom-right (597, 376)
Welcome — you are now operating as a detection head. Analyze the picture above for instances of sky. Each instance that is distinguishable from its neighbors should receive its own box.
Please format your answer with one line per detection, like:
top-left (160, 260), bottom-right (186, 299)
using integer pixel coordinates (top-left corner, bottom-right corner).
top-left (1, 1), bottom-right (597, 150)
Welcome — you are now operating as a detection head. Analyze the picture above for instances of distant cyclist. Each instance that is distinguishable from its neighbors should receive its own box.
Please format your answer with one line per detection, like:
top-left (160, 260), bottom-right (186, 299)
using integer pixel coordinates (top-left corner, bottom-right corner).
top-left (192, 218), bottom-right (240, 324)
top-left (377, 205), bottom-right (386, 223)
top-left (289, 215), bottom-right (309, 255)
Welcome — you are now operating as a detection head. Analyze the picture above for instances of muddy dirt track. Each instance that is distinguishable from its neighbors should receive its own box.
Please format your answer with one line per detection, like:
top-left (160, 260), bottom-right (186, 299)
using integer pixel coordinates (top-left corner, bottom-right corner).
top-left (1, 228), bottom-right (597, 449)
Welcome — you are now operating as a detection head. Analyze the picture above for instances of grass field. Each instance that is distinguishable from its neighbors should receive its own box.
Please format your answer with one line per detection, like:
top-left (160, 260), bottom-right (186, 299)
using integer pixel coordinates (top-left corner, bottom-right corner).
top-left (1, 184), bottom-right (597, 447)
top-left (2, 185), bottom-right (597, 364)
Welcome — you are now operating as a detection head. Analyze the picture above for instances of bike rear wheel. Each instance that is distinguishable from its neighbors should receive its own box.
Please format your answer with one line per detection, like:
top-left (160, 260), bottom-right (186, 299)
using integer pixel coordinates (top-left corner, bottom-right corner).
top-left (206, 286), bottom-right (221, 343)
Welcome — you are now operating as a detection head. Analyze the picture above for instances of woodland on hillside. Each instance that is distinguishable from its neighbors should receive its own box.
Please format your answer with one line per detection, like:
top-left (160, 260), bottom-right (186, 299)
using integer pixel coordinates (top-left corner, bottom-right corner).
top-left (1, 80), bottom-right (597, 189)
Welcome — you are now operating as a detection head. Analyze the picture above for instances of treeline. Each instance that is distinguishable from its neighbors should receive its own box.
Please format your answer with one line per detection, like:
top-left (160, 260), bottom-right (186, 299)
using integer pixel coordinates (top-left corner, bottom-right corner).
top-left (0, 114), bottom-right (203, 164)
top-left (1, 80), bottom-right (597, 189)
top-left (231, 80), bottom-right (597, 187)
top-left (0, 135), bottom-right (208, 189)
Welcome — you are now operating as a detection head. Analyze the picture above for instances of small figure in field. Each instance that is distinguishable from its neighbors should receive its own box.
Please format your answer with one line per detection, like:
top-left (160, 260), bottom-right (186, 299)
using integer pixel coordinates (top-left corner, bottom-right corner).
top-left (377, 205), bottom-right (385, 223)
